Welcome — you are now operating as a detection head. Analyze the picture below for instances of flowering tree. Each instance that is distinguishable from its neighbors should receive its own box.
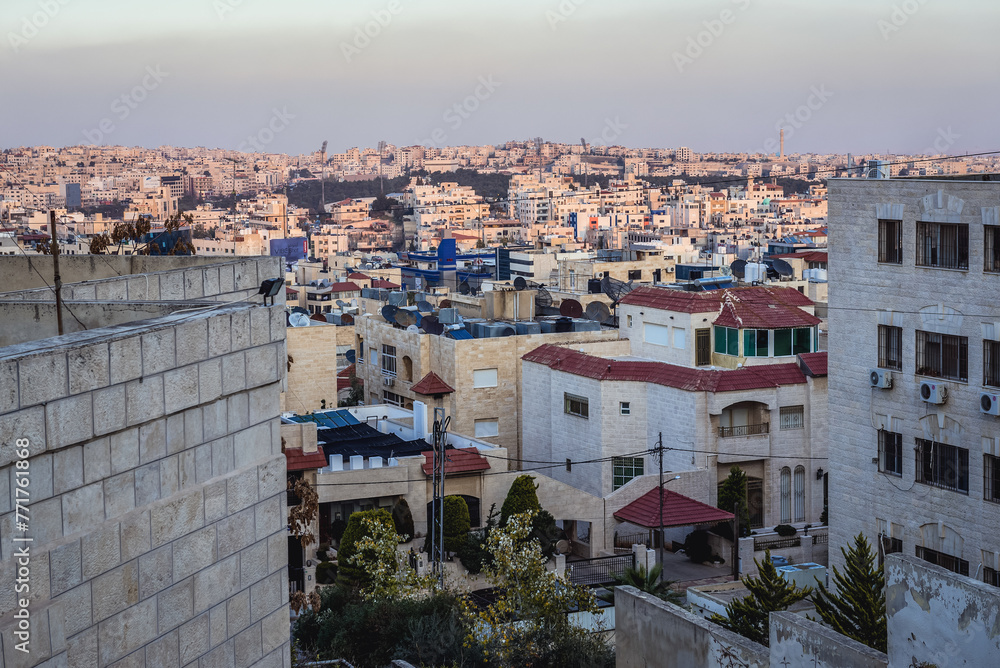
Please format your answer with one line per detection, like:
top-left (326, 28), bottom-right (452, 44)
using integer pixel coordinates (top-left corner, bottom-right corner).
top-left (347, 513), bottom-right (436, 603)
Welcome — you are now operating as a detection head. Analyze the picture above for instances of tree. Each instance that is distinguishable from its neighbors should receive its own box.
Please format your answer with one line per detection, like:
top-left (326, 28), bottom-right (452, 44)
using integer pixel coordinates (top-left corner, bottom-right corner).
top-left (599, 563), bottom-right (682, 605)
top-left (338, 371), bottom-right (363, 407)
top-left (391, 498), bottom-right (414, 542)
top-left (337, 508), bottom-right (395, 590)
top-left (443, 496), bottom-right (471, 553)
top-left (718, 465), bottom-right (752, 537)
top-left (475, 238), bottom-right (486, 249)
top-left (345, 512), bottom-right (435, 603)
top-left (710, 551), bottom-right (812, 646)
top-left (500, 474), bottom-right (541, 526)
top-left (810, 534), bottom-right (887, 653)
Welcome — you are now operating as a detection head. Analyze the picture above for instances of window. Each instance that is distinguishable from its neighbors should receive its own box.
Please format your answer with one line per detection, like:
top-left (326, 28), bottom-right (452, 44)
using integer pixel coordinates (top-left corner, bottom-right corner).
top-left (774, 329), bottom-right (792, 356)
top-left (627, 315), bottom-right (633, 327)
top-left (381, 345), bottom-right (397, 376)
top-left (916, 546), bottom-right (969, 576)
top-left (474, 419), bottom-right (499, 438)
top-left (985, 341), bottom-right (1000, 388)
top-left (915, 331), bottom-right (968, 381)
top-left (878, 325), bottom-right (903, 371)
top-left (719, 402), bottom-right (770, 437)
top-left (793, 466), bottom-right (805, 523)
top-left (382, 390), bottom-right (404, 406)
top-left (915, 439), bottom-right (969, 493)
top-left (673, 327), bottom-right (686, 350)
top-left (879, 430), bottom-right (903, 477)
top-left (644, 322), bottom-right (671, 347)
top-left (986, 226), bottom-right (1000, 272)
top-left (620, 402), bottom-right (631, 415)
top-left (779, 406), bottom-right (804, 430)
top-left (714, 326), bottom-right (738, 356)
top-left (613, 456), bottom-right (644, 491)
top-left (780, 467), bottom-right (791, 523)
top-left (878, 219), bottom-right (902, 264)
top-left (985, 567), bottom-right (1000, 588)
top-left (628, 269), bottom-right (642, 280)
top-left (696, 328), bottom-right (711, 366)
top-left (744, 329), bottom-right (770, 357)
top-left (473, 368), bottom-right (498, 388)
top-left (564, 393), bottom-right (589, 418)
top-left (985, 454), bottom-right (1000, 504)
top-left (880, 537), bottom-right (903, 566)
top-left (916, 221), bottom-right (969, 270)
top-left (793, 328), bottom-right (812, 354)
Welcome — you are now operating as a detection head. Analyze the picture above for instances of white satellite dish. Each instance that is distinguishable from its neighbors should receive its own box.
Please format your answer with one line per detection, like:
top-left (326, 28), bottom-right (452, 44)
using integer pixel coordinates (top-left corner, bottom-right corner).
top-left (720, 266), bottom-right (732, 276)
top-left (289, 313), bottom-right (311, 327)
top-left (406, 325), bottom-right (419, 332)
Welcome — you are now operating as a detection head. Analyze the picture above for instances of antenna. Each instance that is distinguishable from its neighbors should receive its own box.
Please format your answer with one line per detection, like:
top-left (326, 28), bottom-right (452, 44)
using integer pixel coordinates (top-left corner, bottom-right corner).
top-left (319, 140), bottom-right (328, 215)
top-left (601, 276), bottom-right (635, 308)
top-left (580, 137), bottom-right (590, 187)
top-left (378, 140), bottom-right (387, 194)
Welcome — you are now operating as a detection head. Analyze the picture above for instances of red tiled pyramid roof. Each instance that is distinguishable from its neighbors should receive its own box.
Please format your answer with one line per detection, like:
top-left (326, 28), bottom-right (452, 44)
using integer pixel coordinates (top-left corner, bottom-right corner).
top-left (619, 285), bottom-right (813, 314)
top-left (614, 488), bottom-right (735, 529)
top-left (410, 372), bottom-right (455, 396)
top-left (284, 446), bottom-right (327, 472)
top-left (421, 447), bottom-right (490, 476)
top-left (798, 352), bottom-right (828, 377)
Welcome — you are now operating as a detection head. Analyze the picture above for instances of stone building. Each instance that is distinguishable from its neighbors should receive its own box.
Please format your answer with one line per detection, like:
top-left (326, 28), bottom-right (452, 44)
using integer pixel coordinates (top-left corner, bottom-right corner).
top-left (828, 175), bottom-right (1000, 584)
top-left (0, 255), bottom-right (290, 667)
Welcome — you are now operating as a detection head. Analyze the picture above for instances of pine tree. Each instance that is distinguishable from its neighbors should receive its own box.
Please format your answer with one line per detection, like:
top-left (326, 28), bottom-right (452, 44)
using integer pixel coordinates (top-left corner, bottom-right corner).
top-left (810, 534), bottom-right (887, 653)
top-left (718, 465), bottom-right (752, 537)
top-left (710, 551), bottom-right (811, 646)
top-left (500, 474), bottom-right (541, 526)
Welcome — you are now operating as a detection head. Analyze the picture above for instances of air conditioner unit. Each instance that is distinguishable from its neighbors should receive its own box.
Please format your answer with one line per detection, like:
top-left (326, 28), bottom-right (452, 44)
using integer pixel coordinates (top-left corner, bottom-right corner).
top-left (920, 381), bottom-right (947, 405)
top-left (981, 392), bottom-right (1000, 416)
top-left (870, 369), bottom-right (892, 389)
top-left (383, 377), bottom-right (395, 387)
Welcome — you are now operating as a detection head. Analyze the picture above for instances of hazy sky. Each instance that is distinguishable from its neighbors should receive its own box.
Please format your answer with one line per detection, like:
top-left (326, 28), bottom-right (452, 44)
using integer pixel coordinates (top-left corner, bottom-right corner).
top-left (2, 0), bottom-right (997, 155)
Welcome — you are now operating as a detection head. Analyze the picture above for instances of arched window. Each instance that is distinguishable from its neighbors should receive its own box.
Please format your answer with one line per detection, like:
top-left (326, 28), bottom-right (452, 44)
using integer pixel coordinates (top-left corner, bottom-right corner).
top-left (780, 467), bottom-right (791, 524)
top-left (793, 466), bottom-right (805, 522)
top-left (401, 356), bottom-right (413, 382)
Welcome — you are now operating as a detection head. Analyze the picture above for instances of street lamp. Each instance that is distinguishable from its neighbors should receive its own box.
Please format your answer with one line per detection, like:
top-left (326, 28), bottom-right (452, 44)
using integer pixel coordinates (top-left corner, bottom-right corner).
top-left (658, 474), bottom-right (681, 577)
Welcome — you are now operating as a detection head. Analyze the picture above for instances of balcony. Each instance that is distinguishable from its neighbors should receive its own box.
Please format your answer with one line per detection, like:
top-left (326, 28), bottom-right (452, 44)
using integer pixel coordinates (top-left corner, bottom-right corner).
top-left (719, 422), bottom-right (770, 438)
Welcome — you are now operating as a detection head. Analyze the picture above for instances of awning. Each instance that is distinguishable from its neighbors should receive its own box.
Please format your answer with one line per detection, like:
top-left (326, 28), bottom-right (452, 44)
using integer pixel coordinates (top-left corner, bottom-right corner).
top-left (613, 488), bottom-right (735, 529)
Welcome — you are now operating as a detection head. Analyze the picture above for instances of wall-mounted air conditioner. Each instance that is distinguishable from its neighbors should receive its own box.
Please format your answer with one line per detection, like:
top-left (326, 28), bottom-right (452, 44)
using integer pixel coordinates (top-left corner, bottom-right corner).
top-left (920, 381), bottom-right (947, 405)
top-left (870, 369), bottom-right (892, 389)
top-left (981, 392), bottom-right (1000, 416)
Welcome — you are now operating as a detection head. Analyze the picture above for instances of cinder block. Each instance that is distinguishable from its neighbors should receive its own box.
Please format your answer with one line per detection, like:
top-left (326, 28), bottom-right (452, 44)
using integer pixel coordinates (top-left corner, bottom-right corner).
top-left (231, 310), bottom-right (251, 351)
top-left (234, 422), bottom-right (272, 468)
top-left (234, 621), bottom-right (263, 668)
top-left (257, 456), bottom-right (286, 500)
top-left (211, 437), bottom-right (235, 479)
top-left (121, 509), bottom-right (151, 561)
top-left (183, 406), bottom-right (204, 449)
top-left (139, 544), bottom-right (173, 600)
top-left (49, 538), bottom-right (83, 597)
top-left (45, 392), bottom-right (95, 450)
top-left (150, 488), bottom-right (204, 548)
top-left (0, 406), bottom-right (45, 467)
top-left (227, 588), bottom-right (251, 636)
top-left (222, 351), bottom-right (247, 395)
top-left (227, 468), bottom-right (259, 514)
top-left (194, 443), bottom-right (213, 484)
top-left (19, 352), bottom-right (68, 406)
top-left (160, 454), bottom-right (180, 498)
top-left (178, 612), bottom-right (210, 665)
top-left (218, 507), bottom-right (256, 558)
top-left (203, 399), bottom-right (228, 441)
top-left (110, 428), bottom-right (140, 475)
top-left (62, 481), bottom-right (104, 536)
top-left (82, 521), bottom-right (121, 579)
top-left (199, 358), bottom-right (223, 404)
top-left (68, 343), bottom-right (110, 395)
top-left (164, 365), bottom-right (200, 415)
top-left (142, 329), bottom-right (176, 376)
top-left (145, 628), bottom-right (180, 667)
top-left (246, 345), bottom-right (278, 388)
top-left (209, 602), bottom-right (227, 648)
top-left (248, 384), bottom-right (280, 425)
top-left (110, 336), bottom-right (143, 385)
top-left (53, 445), bottom-right (83, 495)
top-left (193, 554), bottom-right (240, 614)
top-left (227, 393), bottom-right (250, 432)
top-left (98, 596), bottom-right (157, 665)
top-left (93, 561), bottom-right (139, 622)
top-left (219, 264), bottom-right (235, 293)
top-left (208, 316), bottom-right (232, 357)
top-left (84, 436), bottom-right (111, 484)
top-left (161, 576), bottom-right (197, 638)
top-left (105, 471), bottom-right (136, 520)
top-left (254, 496), bottom-right (281, 543)
top-left (59, 581), bottom-right (94, 637)
top-left (204, 477), bottom-right (228, 523)
top-left (249, 569), bottom-right (284, 623)
top-left (135, 462), bottom-right (162, 507)
top-left (266, 528), bottom-right (287, 576)
top-left (240, 540), bottom-right (268, 589)
top-left (269, 306), bottom-right (286, 344)
top-left (173, 525), bottom-right (217, 581)
top-left (94, 384), bottom-right (127, 436)
top-left (126, 376), bottom-right (166, 427)
top-left (139, 419), bottom-right (167, 464)
top-left (203, 267), bottom-right (221, 297)
top-left (165, 412), bottom-right (186, 455)
top-left (250, 307), bottom-right (271, 346)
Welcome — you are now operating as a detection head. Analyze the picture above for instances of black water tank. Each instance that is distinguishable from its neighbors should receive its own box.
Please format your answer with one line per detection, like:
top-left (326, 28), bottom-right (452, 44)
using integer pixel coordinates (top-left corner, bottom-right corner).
top-left (588, 278), bottom-right (603, 294)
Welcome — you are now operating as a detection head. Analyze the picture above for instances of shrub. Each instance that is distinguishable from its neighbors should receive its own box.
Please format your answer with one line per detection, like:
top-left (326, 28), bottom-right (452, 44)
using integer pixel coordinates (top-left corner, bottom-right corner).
top-left (425, 496), bottom-right (471, 554)
top-left (773, 524), bottom-right (797, 537)
top-left (500, 474), bottom-right (541, 526)
top-left (336, 508), bottom-right (395, 590)
top-left (391, 498), bottom-right (414, 542)
top-left (315, 561), bottom-right (337, 584)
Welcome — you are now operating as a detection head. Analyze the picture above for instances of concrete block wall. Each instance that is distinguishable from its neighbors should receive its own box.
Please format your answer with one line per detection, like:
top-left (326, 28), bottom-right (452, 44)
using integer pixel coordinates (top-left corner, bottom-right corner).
top-left (282, 324), bottom-right (356, 415)
top-left (770, 612), bottom-right (887, 667)
top-left (0, 302), bottom-right (290, 667)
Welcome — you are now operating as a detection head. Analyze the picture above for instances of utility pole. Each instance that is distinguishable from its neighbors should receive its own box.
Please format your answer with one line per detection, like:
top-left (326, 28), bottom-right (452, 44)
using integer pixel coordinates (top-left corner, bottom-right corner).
top-left (657, 432), bottom-right (664, 571)
top-left (431, 408), bottom-right (451, 586)
top-left (49, 210), bottom-right (64, 336)
top-left (732, 501), bottom-right (741, 582)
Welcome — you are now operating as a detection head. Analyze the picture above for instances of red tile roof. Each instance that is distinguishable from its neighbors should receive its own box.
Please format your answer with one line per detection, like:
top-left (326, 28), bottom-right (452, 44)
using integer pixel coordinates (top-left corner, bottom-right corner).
top-left (371, 279), bottom-right (401, 289)
top-left (769, 251), bottom-right (828, 263)
top-left (410, 372), bottom-right (455, 396)
top-left (421, 447), bottom-right (491, 476)
top-left (798, 352), bottom-right (828, 377)
top-left (713, 298), bottom-right (821, 329)
top-left (284, 446), bottom-right (327, 472)
top-left (327, 281), bottom-right (361, 292)
top-left (522, 345), bottom-right (809, 393)
top-left (619, 285), bottom-right (813, 314)
top-left (614, 488), bottom-right (735, 529)
top-left (347, 272), bottom-right (370, 280)
top-left (337, 364), bottom-right (360, 391)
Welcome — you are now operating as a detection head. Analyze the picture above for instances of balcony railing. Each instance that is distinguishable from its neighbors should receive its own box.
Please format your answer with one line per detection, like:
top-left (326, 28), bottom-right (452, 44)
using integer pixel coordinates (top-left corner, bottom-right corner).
top-left (719, 423), bottom-right (770, 438)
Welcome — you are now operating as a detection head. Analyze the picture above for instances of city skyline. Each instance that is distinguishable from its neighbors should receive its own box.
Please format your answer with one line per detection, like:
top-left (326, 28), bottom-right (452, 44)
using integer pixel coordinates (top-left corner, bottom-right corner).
top-left (3, 0), bottom-right (998, 155)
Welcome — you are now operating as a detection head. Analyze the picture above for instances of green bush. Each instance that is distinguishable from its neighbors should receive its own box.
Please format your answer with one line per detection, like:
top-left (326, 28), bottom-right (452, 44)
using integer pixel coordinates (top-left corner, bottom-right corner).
top-left (315, 561), bottom-right (337, 584)
top-left (424, 496), bottom-right (471, 554)
top-left (501, 474), bottom-right (541, 526)
top-left (773, 524), bottom-right (797, 537)
top-left (336, 508), bottom-right (394, 590)
top-left (391, 498), bottom-right (414, 542)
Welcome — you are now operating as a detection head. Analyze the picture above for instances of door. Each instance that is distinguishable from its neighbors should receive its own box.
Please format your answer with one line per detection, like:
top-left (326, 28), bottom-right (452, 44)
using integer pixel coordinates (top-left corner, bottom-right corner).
top-left (696, 328), bottom-right (711, 366)
top-left (747, 477), bottom-right (764, 529)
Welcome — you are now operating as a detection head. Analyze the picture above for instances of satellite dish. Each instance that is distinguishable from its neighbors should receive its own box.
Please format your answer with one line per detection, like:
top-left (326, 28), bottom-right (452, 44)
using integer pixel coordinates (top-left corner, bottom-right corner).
top-left (439, 299), bottom-right (452, 309)
top-left (345, 349), bottom-right (356, 364)
top-left (772, 258), bottom-right (794, 277)
top-left (381, 305), bottom-right (399, 324)
top-left (730, 259), bottom-right (747, 279)
top-left (340, 313), bottom-right (354, 326)
top-left (513, 276), bottom-right (528, 291)
top-left (336, 300), bottom-right (349, 308)
top-left (560, 299), bottom-right (584, 318)
top-left (310, 313), bottom-right (327, 322)
top-left (420, 314), bottom-right (444, 335)
top-left (585, 301), bottom-right (612, 323)
top-left (720, 266), bottom-right (732, 276)
top-left (395, 310), bottom-right (416, 327)
top-left (459, 281), bottom-right (471, 295)
top-left (416, 300), bottom-right (434, 313)
top-left (291, 306), bottom-right (309, 315)
top-left (406, 325), bottom-right (420, 333)
top-left (289, 313), bottom-right (311, 327)
top-left (601, 276), bottom-right (635, 307)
